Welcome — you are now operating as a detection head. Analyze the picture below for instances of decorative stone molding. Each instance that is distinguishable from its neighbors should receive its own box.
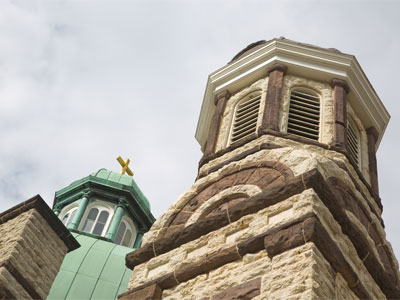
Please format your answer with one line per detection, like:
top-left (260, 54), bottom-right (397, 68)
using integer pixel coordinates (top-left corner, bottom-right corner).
top-left (185, 184), bottom-right (262, 226)
top-left (121, 214), bottom-right (375, 300)
top-left (162, 161), bottom-right (294, 232)
top-left (125, 168), bottom-right (399, 299)
top-left (204, 90), bottom-right (231, 156)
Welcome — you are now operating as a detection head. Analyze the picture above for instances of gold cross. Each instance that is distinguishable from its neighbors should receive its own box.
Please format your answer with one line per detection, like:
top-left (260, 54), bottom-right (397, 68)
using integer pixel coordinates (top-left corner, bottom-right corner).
top-left (116, 156), bottom-right (134, 176)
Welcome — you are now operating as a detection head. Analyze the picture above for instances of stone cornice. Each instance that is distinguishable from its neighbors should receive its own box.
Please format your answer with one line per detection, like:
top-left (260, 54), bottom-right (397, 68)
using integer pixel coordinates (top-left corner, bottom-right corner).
top-left (195, 38), bottom-right (389, 151)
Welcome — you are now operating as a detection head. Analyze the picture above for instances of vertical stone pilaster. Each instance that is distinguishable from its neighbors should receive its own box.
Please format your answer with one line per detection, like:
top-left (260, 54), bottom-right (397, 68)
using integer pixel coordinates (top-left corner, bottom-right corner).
top-left (331, 79), bottom-right (350, 149)
top-left (366, 127), bottom-right (379, 196)
top-left (204, 90), bottom-right (231, 156)
top-left (259, 63), bottom-right (287, 133)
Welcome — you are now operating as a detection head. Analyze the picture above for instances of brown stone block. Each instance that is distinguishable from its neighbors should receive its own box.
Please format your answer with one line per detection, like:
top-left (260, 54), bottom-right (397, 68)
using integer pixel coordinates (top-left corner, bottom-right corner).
top-left (246, 167), bottom-right (282, 188)
top-left (174, 212), bottom-right (230, 246)
top-left (331, 78), bottom-right (350, 93)
top-left (156, 272), bottom-right (179, 290)
top-left (199, 132), bottom-right (258, 167)
top-left (0, 284), bottom-right (16, 300)
top-left (175, 246), bottom-right (239, 283)
top-left (125, 243), bottom-right (155, 269)
top-left (169, 211), bottom-right (192, 226)
top-left (264, 220), bottom-right (306, 258)
top-left (157, 225), bottom-right (184, 239)
top-left (367, 126), bottom-right (379, 196)
top-left (214, 90), bottom-right (231, 106)
top-left (118, 283), bottom-right (162, 300)
top-left (267, 63), bottom-right (288, 75)
top-left (261, 69), bottom-right (285, 132)
top-left (237, 233), bottom-right (265, 257)
top-left (204, 90), bottom-right (231, 156)
top-left (211, 277), bottom-right (261, 300)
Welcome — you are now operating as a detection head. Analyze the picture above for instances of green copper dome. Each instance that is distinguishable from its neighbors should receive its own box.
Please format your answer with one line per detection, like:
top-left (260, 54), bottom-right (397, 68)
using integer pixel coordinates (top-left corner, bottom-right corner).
top-left (47, 232), bottom-right (133, 299)
top-left (90, 169), bottom-right (151, 211)
top-left (54, 168), bottom-right (153, 221)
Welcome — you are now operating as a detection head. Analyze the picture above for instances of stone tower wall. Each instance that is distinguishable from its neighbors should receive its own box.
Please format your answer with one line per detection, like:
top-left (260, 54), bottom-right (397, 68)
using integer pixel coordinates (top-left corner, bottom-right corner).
top-left (0, 196), bottom-right (78, 299)
top-left (121, 135), bottom-right (400, 299)
top-left (120, 56), bottom-right (398, 299)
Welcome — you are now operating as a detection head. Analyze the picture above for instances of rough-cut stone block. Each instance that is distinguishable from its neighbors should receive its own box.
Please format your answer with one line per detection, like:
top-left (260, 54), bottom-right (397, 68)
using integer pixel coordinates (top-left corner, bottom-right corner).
top-left (119, 283), bottom-right (162, 300)
top-left (211, 277), bottom-right (261, 300)
top-left (175, 246), bottom-right (239, 283)
top-left (0, 196), bottom-right (78, 299)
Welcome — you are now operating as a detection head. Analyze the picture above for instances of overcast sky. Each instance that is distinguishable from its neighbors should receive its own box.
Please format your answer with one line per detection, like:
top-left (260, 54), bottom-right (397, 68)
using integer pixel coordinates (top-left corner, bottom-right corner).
top-left (1, 0), bottom-right (399, 260)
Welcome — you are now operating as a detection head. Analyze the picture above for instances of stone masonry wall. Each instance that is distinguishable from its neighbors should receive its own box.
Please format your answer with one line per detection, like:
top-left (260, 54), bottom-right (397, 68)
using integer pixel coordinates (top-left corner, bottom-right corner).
top-left (161, 244), bottom-right (357, 300)
top-left (0, 206), bottom-right (71, 299)
top-left (126, 188), bottom-right (387, 299)
top-left (145, 134), bottom-right (383, 247)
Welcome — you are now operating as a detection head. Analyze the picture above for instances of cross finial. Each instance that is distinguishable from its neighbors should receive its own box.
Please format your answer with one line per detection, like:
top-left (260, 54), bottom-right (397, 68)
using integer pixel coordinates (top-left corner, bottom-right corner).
top-left (116, 156), bottom-right (134, 176)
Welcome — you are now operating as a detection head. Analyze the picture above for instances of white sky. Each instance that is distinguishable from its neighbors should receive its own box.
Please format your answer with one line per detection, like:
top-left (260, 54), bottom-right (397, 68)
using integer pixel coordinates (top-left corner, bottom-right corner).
top-left (1, 0), bottom-right (399, 260)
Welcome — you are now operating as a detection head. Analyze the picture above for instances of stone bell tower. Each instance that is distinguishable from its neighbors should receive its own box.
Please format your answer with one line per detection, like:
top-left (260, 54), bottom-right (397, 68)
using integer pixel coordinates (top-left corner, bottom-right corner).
top-left (119, 38), bottom-right (400, 300)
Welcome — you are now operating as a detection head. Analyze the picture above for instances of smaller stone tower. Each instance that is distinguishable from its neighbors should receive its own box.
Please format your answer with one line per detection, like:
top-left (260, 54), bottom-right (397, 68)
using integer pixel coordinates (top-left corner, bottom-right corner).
top-left (120, 38), bottom-right (400, 300)
top-left (48, 168), bottom-right (155, 299)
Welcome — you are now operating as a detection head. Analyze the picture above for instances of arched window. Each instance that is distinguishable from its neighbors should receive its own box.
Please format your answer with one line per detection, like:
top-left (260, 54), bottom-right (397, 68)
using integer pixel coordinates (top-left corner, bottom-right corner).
top-left (114, 218), bottom-right (137, 247)
top-left (347, 117), bottom-right (361, 167)
top-left (82, 207), bottom-right (110, 236)
top-left (60, 207), bottom-right (77, 228)
top-left (287, 88), bottom-right (320, 141)
top-left (229, 91), bottom-right (261, 144)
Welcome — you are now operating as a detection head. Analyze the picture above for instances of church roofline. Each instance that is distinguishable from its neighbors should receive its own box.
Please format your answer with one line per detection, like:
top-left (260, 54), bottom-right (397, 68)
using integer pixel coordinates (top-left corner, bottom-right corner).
top-left (195, 38), bottom-right (390, 152)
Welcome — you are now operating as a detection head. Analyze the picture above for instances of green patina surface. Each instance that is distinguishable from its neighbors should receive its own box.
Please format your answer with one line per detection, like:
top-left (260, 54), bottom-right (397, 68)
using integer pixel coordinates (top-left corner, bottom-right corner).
top-left (54, 168), bottom-right (151, 215)
top-left (47, 232), bottom-right (134, 300)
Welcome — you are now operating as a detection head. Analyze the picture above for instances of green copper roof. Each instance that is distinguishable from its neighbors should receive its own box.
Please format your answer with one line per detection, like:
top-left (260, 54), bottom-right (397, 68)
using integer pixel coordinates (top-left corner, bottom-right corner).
top-left (90, 169), bottom-right (151, 211)
top-left (47, 233), bottom-right (133, 300)
top-left (54, 168), bottom-right (152, 216)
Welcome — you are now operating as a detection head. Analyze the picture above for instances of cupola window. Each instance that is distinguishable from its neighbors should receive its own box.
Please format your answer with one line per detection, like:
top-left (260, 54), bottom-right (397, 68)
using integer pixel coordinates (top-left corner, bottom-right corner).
top-left (230, 91), bottom-right (261, 144)
top-left (114, 218), bottom-right (137, 247)
top-left (61, 208), bottom-right (77, 228)
top-left (287, 88), bottom-right (320, 141)
top-left (82, 207), bottom-right (110, 236)
top-left (347, 117), bottom-right (361, 167)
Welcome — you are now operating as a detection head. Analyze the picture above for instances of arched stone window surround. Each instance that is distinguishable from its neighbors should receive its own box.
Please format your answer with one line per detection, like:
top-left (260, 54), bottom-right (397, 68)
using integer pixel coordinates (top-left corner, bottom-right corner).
top-left (159, 161), bottom-right (294, 233)
top-left (114, 216), bottom-right (138, 248)
top-left (214, 78), bottom-right (267, 152)
top-left (186, 184), bottom-right (262, 226)
top-left (79, 200), bottom-right (114, 237)
top-left (285, 86), bottom-right (323, 142)
top-left (280, 76), bottom-right (333, 144)
top-left (226, 88), bottom-right (263, 147)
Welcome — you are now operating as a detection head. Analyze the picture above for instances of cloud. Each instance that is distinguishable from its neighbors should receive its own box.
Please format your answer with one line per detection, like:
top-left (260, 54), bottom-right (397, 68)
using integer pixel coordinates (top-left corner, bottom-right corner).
top-left (0, 0), bottom-right (400, 260)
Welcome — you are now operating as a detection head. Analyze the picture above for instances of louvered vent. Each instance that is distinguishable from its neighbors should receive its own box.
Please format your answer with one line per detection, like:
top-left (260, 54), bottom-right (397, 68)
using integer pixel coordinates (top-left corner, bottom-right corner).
top-left (287, 89), bottom-right (320, 140)
top-left (347, 119), bottom-right (360, 166)
top-left (230, 93), bottom-right (261, 144)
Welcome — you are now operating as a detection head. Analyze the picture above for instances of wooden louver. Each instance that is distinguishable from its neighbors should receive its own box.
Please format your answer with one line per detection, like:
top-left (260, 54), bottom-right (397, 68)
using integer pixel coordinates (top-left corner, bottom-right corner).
top-left (347, 119), bottom-right (360, 166)
top-left (230, 94), bottom-right (261, 144)
top-left (287, 89), bottom-right (320, 140)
